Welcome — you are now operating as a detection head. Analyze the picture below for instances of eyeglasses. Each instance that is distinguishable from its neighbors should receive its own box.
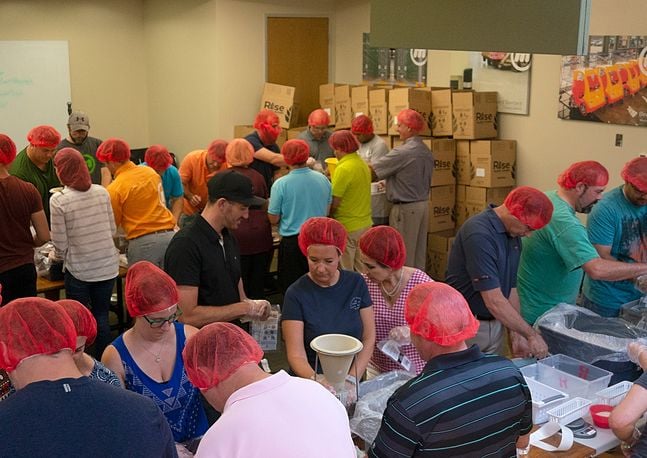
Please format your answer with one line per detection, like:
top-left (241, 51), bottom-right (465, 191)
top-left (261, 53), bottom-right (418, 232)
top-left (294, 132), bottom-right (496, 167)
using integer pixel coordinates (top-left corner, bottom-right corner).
top-left (143, 307), bottom-right (183, 328)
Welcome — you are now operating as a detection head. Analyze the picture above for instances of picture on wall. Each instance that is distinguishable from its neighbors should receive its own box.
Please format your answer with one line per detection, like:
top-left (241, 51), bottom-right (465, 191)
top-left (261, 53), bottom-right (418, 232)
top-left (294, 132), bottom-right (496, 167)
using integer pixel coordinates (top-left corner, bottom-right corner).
top-left (362, 33), bottom-right (427, 87)
top-left (557, 35), bottom-right (647, 126)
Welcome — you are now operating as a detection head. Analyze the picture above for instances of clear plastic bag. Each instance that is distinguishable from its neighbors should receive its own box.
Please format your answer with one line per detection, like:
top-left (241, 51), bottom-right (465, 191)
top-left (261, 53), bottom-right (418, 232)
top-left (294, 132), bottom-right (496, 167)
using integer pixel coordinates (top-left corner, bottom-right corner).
top-left (250, 304), bottom-right (280, 351)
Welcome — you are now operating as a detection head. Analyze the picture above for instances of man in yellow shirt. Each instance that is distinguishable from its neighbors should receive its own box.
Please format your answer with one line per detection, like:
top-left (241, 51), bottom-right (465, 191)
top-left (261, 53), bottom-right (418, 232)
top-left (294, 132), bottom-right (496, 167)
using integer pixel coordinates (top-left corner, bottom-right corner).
top-left (97, 138), bottom-right (175, 268)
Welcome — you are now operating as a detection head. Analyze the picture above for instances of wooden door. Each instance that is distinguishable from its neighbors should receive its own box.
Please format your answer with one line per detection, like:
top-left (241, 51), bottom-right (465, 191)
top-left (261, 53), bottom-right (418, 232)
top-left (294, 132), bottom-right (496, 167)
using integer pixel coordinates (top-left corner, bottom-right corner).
top-left (267, 17), bottom-right (329, 127)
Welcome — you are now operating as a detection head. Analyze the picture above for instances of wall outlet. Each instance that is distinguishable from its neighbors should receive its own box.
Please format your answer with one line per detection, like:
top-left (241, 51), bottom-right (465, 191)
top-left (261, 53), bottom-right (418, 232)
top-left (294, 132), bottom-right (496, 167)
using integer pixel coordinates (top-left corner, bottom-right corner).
top-left (615, 134), bottom-right (623, 147)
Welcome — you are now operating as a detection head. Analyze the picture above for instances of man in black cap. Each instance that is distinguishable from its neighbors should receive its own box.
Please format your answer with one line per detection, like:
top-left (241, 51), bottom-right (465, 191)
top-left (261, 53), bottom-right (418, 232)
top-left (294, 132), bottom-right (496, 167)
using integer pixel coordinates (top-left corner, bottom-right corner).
top-left (164, 170), bottom-right (271, 328)
top-left (57, 111), bottom-right (107, 185)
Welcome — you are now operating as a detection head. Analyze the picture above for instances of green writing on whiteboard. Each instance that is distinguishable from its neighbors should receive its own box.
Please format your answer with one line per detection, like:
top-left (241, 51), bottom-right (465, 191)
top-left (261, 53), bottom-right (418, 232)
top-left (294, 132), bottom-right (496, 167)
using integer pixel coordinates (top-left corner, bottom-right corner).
top-left (0, 71), bottom-right (34, 108)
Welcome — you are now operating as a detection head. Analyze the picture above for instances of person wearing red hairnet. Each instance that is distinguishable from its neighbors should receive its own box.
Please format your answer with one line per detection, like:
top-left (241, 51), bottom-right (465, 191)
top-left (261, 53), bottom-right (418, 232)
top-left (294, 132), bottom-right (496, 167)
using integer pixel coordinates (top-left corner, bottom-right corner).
top-left (56, 111), bottom-right (107, 186)
top-left (297, 109), bottom-right (334, 168)
top-left (370, 109), bottom-right (433, 270)
top-left (369, 282), bottom-right (532, 458)
top-left (268, 139), bottom-right (332, 293)
top-left (179, 139), bottom-right (229, 227)
top-left (352, 114), bottom-right (390, 225)
top-left (328, 130), bottom-right (373, 271)
top-left (519, 161), bottom-right (647, 325)
top-left (446, 186), bottom-right (552, 358)
top-left (10, 125), bottom-right (62, 222)
top-left (0, 134), bottom-right (50, 304)
top-left (245, 109), bottom-right (287, 191)
top-left (282, 217), bottom-right (375, 388)
top-left (50, 148), bottom-right (120, 358)
top-left (580, 157), bottom-right (647, 317)
top-left (182, 322), bottom-right (356, 457)
top-left (102, 261), bottom-right (209, 445)
top-left (97, 138), bottom-right (176, 268)
top-left (0, 297), bottom-right (176, 456)
top-left (359, 226), bottom-right (431, 375)
top-left (142, 144), bottom-right (184, 224)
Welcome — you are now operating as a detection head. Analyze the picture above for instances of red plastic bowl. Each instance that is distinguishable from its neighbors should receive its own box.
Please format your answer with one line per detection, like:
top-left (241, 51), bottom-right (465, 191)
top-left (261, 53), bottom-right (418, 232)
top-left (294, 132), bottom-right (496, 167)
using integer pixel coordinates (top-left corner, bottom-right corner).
top-left (590, 404), bottom-right (614, 428)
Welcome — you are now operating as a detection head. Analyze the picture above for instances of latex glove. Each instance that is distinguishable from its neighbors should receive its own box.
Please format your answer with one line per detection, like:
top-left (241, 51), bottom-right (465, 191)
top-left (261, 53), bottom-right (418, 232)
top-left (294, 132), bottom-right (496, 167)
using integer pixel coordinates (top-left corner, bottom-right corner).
top-left (526, 332), bottom-right (549, 359)
top-left (628, 341), bottom-right (647, 366)
top-left (635, 275), bottom-right (647, 294)
top-left (376, 180), bottom-right (386, 192)
top-left (314, 374), bottom-right (336, 394)
top-left (305, 157), bottom-right (316, 168)
top-left (338, 376), bottom-right (358, 407)
top-left (245, 299), bottom-right (271, 321)
top-left (388, 326), bottom-right (411, 346)
top-left (47, 250), bottom-right (61, 262)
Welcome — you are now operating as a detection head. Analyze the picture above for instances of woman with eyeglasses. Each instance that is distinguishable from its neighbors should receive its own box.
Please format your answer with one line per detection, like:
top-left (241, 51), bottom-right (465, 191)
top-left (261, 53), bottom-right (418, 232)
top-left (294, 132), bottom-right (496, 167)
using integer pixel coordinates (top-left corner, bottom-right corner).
top-left (102, 261), bottom-right (208, 444)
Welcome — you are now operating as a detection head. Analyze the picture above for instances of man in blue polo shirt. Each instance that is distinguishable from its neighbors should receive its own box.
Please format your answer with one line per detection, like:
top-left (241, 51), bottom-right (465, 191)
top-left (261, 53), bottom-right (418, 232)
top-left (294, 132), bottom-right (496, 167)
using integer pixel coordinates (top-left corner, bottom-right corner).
top-left (369, 282), bottom-right (532, 458)
top-left (446, 186), bottom-right (553, 358)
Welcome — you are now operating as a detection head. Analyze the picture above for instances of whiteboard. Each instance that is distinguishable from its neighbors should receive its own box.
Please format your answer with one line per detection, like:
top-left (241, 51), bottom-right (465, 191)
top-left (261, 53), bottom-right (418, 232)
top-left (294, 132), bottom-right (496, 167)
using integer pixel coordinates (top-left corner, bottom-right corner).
top-left (0, 41), bottom-right (71, 150)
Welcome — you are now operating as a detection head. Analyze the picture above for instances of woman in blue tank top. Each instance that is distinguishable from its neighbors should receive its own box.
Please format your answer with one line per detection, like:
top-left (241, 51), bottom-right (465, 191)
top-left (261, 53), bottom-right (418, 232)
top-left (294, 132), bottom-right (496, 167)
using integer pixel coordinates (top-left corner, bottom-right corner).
top-left (102, 261), bottom-right (208, 443)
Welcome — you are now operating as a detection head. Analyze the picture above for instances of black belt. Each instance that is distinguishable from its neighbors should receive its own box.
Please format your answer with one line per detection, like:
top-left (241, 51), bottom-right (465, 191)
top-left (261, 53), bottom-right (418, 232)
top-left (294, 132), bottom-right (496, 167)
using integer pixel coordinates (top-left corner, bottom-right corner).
top-left (475, 315), bottom-right (495, 321)
top-left (391, 200), bottom-right (421, 205)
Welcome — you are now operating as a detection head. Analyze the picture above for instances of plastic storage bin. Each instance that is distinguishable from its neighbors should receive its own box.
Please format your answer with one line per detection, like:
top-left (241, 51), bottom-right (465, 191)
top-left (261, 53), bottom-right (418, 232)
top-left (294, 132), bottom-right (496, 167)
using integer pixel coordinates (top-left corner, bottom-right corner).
top-left (595, 381), bottom-right (633, 406)
top-left (525, 377), bottom-right (569, 424)
top-left (536, 354), bottom-right (612, 399)
top-left (547, 397), bottom-right (592, 425)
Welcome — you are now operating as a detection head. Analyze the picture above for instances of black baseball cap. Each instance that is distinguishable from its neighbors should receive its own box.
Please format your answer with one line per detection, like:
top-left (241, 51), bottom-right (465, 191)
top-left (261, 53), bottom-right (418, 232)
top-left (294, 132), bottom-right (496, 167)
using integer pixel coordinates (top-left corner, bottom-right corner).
top-left (207, 170), bottom-right (266, 208)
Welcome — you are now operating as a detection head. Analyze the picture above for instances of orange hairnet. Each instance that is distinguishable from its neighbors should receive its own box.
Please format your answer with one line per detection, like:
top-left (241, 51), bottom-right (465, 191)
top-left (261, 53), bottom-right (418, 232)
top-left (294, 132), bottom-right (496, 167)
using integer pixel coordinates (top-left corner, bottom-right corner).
top-left (557, 161), bottom-right (609, 189)
top-left (254, 109), bottom-right (282, 145)
top-left (281, 139), bottom-right (310, 166)
top-left (27, 125), bottom-right (61, 149)
top-left (207, 140), bottom-right (228, 164)
top-left (308, 109), bottom-right (330, 126)
top-left (96, 138), bottom-right (131, 163)
top-left (144, 145), bottom-right (173, 172)
top-left (504, 186), bottom-right (553, 230)
top-left (405, 282), bottom-right (479, 346)
top-left (359, 226), bottom-right (406, 270)
top-left (57, 299), bottom-right (97, 346)
top-left (54, 147), bottom-right (92, 192)
top-left (351, 115), bottom-right (374, 135)
top-left (182, 322), bottom-right (263, 390)
top-left (0, 134), bottom-right (17, 165)
top-left (0, 297), bottom-right (76, 372)
top-left (621, 157), bottom-right (647, 193)
top-left (298, 217), bottom-right (347, 256)
top-left (125, 261), bottom-right (179, 317)
top-left (225, 139), bottom-right (254, 167)
top-left (328, 130), bottom-right (360, 153)
top-left (397, 109), bottom-right (424, 132)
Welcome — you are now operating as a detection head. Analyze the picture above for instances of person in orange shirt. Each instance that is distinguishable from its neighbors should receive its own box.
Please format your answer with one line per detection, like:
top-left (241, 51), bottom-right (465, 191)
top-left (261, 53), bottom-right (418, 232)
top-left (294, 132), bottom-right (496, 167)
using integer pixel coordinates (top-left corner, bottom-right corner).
top-left (179, 139), bottom-right (228, 227)
top-left (97, 138), bottom-right (175, 268)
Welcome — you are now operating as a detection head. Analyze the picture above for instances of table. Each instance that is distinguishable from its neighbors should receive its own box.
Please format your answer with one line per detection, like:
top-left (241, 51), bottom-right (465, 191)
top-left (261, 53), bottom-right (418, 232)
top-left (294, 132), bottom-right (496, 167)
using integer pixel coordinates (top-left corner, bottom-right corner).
top-left (37, 266), bottom-right (129, 334)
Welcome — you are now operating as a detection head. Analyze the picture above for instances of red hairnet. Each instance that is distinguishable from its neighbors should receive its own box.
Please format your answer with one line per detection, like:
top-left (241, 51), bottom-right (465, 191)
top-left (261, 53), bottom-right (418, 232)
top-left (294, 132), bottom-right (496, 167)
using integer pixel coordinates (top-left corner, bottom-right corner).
top-left (125, 261), bottom-right (179, 317)
top-left (298, 217), bottom-right (347, 256)
top-left (182, 322), bottom-right (263, 390)
top-left (57, 299), bottom-right (97, 346)
top-left (0, 297), bottom-right (76, 372)
top-left (0, 134), bottom-right (17, 165)
top-left (557, 161), bottom-right (609, 189)
top-left (27, 125), bottom-right (61, 149)
top-left (281, 139), bottom-right (310, 166)
top-left (254, 109), bottom-right (282, 145)
top-left (405, 282), bottom-right (479, 346)
top-left (207, 140), bottom-right (228, 164)
top-left (53, 147), bottom-right (92, 192)
top-left (359, 226), bottom-right (406, 270)
top-left (351, 115), bottom-right (374, 135)
top-left (621, 157), bottom-right (647, 193)
top-left (225, 139), bottom-right (254, 167)
top-left (329, 130), bottom-right (360, 153)
top-left (96, 138), bottom-right (131, 163)
top-left (308, 109), bottom-right (330, 126)
top-left (144, 145), bottom-right (173, 172)
top-left (397, 109), bottom-right (424, 132)
top-left (504, 186), bottom-right (553, 230)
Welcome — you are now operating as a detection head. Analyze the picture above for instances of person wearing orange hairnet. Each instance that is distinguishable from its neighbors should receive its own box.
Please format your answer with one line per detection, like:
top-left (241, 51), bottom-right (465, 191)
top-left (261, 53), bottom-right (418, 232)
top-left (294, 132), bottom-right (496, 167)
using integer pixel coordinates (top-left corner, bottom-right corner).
top-left (10, 125), bottom-right (62, 222)
top-left (519, 161), bottom-right (647, 325)
top-left (581, 157), bottom-right (647, 316)
top-left (369, 282), bottom-right (532, 458)
top-left (297, 109), bottom-right (334, 168)
top-left (142, 144), bottom-right (184, 224)
top-left (245, 109), bottom-right (287, 191)
top-left (447, 186), bottom-right (553, 358)
top-left (0, 134), bottom-right (50, 304)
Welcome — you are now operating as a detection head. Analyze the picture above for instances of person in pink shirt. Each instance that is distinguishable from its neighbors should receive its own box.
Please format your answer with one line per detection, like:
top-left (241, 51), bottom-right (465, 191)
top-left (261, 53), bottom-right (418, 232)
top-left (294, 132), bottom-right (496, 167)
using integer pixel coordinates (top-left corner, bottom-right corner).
top-left (183, 322), bottom-right (356, 458)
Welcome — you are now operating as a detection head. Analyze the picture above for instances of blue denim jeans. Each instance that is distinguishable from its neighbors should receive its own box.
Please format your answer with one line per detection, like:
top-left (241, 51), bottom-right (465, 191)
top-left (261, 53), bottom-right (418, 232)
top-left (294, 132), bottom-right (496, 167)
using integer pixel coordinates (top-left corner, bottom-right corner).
top-left (64, 272), bottom-right (116, 358)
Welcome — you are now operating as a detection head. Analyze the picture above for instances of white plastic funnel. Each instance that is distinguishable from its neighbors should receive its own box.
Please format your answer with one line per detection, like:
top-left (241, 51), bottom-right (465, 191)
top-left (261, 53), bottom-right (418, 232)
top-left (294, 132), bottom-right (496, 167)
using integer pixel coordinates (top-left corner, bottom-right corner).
top-left (310, 334), bottom-right (363, 391)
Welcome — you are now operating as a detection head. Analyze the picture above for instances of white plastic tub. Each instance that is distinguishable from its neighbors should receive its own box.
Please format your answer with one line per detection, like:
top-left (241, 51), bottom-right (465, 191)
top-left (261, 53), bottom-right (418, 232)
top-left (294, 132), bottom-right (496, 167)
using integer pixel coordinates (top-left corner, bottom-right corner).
top-left (525, 377), bottom-right (569, 424)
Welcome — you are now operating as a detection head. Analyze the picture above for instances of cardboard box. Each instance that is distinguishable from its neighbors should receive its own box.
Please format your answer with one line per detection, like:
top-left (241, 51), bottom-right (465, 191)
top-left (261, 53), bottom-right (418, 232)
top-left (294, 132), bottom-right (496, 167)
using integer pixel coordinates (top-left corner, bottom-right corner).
top-left (369, 88), bottom-right (389, 135)
top-left (426, 229), bottom-right (456, 281)
top-left (379, 135), bottom-right (391, 149)
top-left (464, 186), bottom-right (513, 220)
top-left (287, 126), bottom-right (307, 140)
top-left (452, 91), bottom-right (498, 139)
top-left (427, 185), bottom-right (455, 233)
top-left (334, 85), bottom-right (354, 129)
top-left (233, 125), bottom-right (256, 139)
top-left (260, 83), bottom-right (298, 129)
top-left (430, 88), bottom-right (453, 137)
top-left (351, 85), bottom-right (370, 118)
top-left (388, 88), bottom-right (432, 136)
top-left (429, 139), bottom-right (456, 187)
top-left (455, 140), bottom-right (471, 185)
top-left (319, 83), bottom-right (340, 123)
top-left (469, 140), bottom-right (517, 187)
top-left (455, 184), bottom-right (467, 227)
